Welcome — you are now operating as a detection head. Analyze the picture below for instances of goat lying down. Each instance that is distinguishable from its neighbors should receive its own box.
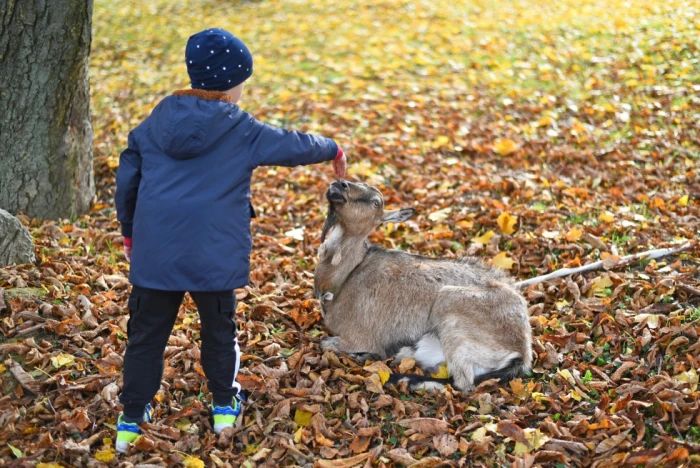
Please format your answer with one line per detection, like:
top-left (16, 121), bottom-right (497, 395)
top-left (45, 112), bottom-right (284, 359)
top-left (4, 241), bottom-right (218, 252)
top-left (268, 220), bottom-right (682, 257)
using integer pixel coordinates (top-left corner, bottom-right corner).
top-left (314, 180), bottom-right (532, 392)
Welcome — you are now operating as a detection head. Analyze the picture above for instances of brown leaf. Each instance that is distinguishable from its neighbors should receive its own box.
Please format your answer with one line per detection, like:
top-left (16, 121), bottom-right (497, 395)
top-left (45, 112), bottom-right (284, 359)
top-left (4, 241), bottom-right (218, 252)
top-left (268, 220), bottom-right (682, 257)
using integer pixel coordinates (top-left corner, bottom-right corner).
top-left (595, 431), bottom-right (630, 454)
top-left (497, 421), bottom-right (529, 445)
top-left (432, 433), bottom-right (459, 457)
top-left (385, 448), bottom-right (418, 465)
top-left (316, 452), bottom-right (370, 468)
top-left (349, 426), bottom-right (380, 454)
top-left (398, 417), bottom-right (450, 436)
top-left (6, 358), bottom-right (40, 393)
top-left (67, 408), bottom-right (91, 431)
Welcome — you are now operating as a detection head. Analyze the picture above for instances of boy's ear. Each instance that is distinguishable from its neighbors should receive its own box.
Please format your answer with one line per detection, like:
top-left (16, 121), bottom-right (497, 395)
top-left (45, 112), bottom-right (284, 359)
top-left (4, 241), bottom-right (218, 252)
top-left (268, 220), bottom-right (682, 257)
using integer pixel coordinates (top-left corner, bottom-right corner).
top-left (381, 208), bottom-right (416, 224)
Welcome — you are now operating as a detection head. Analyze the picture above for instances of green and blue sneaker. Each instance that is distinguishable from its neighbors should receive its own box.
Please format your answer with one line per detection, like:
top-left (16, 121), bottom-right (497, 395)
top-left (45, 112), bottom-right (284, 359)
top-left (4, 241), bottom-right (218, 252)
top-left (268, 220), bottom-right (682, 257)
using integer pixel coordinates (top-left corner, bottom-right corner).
top-left (116, 404), bottom-right (154, 454)
top-left (212, 395), bottom-right (244, 434)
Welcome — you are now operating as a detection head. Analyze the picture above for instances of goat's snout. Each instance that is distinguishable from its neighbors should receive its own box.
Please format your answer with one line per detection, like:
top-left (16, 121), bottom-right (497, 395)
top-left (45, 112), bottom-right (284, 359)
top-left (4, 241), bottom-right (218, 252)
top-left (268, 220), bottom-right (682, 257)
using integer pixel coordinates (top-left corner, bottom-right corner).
top-left (327, 181), bottom-right (347, 204)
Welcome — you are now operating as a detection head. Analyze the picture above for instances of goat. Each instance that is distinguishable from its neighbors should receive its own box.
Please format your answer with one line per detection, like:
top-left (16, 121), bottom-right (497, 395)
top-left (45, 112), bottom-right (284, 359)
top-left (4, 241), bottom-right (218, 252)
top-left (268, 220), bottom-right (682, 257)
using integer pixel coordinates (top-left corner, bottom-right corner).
top-left (314, 180), bottom-right (532, 392)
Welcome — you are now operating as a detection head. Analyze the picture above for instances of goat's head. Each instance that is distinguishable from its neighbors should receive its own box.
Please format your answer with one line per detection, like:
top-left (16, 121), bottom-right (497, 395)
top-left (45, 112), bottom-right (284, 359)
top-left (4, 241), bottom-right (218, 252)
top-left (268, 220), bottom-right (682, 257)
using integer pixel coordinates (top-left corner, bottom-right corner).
top-left (322, 180), bottom-right (415, 242)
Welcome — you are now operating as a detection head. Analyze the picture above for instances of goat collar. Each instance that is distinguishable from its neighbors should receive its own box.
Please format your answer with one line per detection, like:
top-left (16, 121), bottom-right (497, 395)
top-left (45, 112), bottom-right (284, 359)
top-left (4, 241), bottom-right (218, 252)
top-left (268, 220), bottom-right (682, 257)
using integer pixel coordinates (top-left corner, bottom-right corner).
top-left (172, 89), bottom-right (236, 104)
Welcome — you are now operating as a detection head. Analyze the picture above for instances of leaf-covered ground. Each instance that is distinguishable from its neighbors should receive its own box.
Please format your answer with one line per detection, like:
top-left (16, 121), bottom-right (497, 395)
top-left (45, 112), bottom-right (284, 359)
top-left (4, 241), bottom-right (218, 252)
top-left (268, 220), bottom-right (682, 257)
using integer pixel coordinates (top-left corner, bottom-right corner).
top-left (1, 0), bottom-right (699, 466)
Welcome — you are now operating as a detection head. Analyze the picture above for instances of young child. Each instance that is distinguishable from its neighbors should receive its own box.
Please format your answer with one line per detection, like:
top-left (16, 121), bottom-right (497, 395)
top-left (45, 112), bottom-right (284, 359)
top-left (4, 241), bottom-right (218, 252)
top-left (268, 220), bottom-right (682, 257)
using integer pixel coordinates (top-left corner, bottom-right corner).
top-left (114, 28), bottom-right (346, 453)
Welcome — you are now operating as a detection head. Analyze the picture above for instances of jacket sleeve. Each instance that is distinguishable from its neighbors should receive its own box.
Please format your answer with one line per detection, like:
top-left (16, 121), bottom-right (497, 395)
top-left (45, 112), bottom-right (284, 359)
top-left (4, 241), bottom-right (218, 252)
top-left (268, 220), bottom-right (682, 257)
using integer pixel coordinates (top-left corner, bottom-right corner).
top-left (246, 117), bottom-right (338, 168)
top-left (115, 131), bottom-right (142, 238)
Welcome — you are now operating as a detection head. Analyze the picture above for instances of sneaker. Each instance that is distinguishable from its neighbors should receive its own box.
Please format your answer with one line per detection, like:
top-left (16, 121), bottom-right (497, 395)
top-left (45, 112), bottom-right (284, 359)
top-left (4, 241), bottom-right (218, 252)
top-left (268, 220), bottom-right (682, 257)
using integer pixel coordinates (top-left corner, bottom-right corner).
top-left (115, 404), bottom-right (154, 454)
top-left (212, 395), bottom-right (243, 434)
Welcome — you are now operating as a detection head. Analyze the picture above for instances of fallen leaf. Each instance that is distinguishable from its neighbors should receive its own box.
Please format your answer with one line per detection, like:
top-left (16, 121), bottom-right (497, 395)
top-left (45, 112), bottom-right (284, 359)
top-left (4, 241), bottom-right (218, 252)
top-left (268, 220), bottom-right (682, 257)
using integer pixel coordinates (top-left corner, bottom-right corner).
top-left (51, 353), bottom-right (76, 369)
top-left (565, 226), bottom-right (583, 241)
top-left (399, 417), bottom-right (450, 435)
top-left (95, 448), bottom-right (115, 462)
top-left (497, 212), bottom-right (517, 235)
top-left (428, 207), bottom-right (452, 222)
top-left (433, 433), bottom-right (459, 457)
top-left (431, 362), bottom-right (450, 379)
top-left (493, 138), bottom-right (518, 156)
top-left (599, 211), bottom-right (615, 223)
top-left (294, 409), bottom-right (313, 427)
top-left (492, 252), bottom-right (514, 270)
top-left (472, 230), bottom-right (495, 245)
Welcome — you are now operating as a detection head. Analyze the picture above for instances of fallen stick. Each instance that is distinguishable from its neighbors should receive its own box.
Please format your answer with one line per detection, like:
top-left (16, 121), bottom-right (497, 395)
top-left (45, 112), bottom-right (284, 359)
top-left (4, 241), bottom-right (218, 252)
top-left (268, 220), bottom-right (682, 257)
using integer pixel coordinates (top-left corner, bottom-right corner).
top-left (515, 242), bottom-right (695, 288)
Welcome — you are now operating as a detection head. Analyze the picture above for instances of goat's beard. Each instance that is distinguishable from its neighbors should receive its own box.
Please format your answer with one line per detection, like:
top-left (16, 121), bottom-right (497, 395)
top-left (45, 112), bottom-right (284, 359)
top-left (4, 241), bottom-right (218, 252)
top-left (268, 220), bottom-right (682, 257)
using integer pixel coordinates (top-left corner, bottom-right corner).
top-left (321, 204), bottom-right (340, 243)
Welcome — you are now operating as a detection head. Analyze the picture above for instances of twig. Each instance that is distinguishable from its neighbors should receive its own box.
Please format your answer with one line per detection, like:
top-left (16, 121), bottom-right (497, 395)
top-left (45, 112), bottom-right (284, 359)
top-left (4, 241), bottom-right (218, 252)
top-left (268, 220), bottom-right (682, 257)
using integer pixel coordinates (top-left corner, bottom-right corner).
top-left (515, 242), bottom-right (695, 288)
top-left (677, 282), bottom-right (700, 297)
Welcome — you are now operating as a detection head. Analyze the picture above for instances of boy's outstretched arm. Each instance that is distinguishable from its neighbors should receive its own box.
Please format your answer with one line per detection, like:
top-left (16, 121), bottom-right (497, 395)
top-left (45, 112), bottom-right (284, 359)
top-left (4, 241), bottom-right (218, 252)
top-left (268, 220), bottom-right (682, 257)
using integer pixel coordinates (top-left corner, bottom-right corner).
top-left (115, 131), bottom-right (142, 261)
top-left (246, 118), bottom-right (346, 177)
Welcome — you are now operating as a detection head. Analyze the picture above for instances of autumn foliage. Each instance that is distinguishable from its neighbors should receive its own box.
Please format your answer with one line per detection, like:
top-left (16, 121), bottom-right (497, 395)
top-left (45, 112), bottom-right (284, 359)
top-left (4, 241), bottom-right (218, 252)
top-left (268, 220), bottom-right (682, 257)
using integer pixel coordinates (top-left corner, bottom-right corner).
top-left (1, 0), bottom-right (699, 466)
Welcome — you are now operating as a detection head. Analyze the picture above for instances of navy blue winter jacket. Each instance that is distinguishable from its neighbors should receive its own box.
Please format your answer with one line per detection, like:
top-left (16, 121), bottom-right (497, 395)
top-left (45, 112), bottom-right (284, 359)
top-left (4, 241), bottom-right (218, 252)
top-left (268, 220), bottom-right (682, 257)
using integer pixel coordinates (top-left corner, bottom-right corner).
top-left (115, 89), bottom-right (338, 291)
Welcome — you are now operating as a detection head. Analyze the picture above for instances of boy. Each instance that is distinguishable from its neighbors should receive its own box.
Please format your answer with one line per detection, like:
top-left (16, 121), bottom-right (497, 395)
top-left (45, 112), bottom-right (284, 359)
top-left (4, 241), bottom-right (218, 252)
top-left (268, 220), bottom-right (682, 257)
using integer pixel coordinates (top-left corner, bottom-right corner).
top-left (114, 28), bottom-right (346, 453)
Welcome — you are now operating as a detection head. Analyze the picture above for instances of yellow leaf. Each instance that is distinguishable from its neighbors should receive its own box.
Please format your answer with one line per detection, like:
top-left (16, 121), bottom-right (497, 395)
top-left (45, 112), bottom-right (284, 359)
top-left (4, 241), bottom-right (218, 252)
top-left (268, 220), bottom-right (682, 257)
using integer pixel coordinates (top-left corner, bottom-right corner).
top-left (294, 409), bottom-right (313, 427)
top-left (471, 426), bottom-right (488, 441)
top-left (472, 230), bottom-right (495, 245)
top-left (513, 441), bottom-right (530, 456)
top-left (428, 207), bottom-right (452, 222)
top-left (37, 464), bottom-right (63, 468)
top-left (679, 195), bottom-right (689, 207)
top-left (242, 444), bottom-right (259, 456)
top-left (569, 389), bottom-right (582, 402)
top-left (182, 455), bottom-right (205, 468)
top-left (377, 369), bottom-right (391, 385)
top-left (95, 448), bottom-right (116, 462)
top-left (599, 211), bottom-right (615, 223)
top-left (673, 368), bottom-right (698, 393)
top-left (294, 427), bottom-right (304, 444)
top-left (565, 226), bottom-right (583, 241)
top-left (102, 437), bottom-right (113, 447)
top-left (591, 275), bottom-right (613, 296)
top-left (431, 362), bottom-right (450, 379)
top-left (497, 212), bottom-right (517, 235)
top-left (50, 353), bottom-right (75, 368)
top-left (493, 138), bottom-right (518, 156)
top-left (0, 364), bottom-right (6, 373)
top-left (456, 220), bottom-right (473, 230)
top-left (492, 252), bottom-right (514, 270)
top-left (432, 135), bottom-right (450, 148)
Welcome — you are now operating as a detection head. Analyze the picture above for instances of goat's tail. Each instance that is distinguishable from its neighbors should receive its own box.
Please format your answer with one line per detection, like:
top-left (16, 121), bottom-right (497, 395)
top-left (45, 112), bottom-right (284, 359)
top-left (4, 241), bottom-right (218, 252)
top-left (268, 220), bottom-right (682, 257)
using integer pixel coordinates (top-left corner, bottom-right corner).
top-left (473, 355), bottom-right (524, 387)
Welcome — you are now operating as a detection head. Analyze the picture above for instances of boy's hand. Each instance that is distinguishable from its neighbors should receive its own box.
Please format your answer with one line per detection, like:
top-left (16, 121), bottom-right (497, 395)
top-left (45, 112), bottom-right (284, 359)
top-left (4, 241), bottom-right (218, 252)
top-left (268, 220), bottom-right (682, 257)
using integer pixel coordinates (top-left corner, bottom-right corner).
top-left (333, 147), bottom-right (347, 178)
top-left (123, 237), bottom-right (132, 262)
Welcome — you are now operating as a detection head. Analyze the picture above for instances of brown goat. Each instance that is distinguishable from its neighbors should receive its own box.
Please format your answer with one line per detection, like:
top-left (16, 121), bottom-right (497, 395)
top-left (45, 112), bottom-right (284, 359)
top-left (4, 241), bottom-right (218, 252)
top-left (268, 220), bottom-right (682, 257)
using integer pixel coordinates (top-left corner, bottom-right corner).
top-left (314, 180), bottom-right (532, 392)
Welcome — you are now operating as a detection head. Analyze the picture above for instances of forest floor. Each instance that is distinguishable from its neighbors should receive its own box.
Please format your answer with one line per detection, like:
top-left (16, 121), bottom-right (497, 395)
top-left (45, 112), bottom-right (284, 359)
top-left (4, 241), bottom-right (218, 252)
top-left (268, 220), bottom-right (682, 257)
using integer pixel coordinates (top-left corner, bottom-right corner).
top-left (1, 0), bottom-right (699, 466)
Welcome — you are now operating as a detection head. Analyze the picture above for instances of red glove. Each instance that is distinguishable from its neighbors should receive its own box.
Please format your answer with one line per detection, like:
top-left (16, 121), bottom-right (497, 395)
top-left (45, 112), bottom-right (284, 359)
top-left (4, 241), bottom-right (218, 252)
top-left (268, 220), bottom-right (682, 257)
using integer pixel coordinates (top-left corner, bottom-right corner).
top-left (333, 147), bottom-right (347, 178)
top-left (123, 237), bottom-right (132, 262)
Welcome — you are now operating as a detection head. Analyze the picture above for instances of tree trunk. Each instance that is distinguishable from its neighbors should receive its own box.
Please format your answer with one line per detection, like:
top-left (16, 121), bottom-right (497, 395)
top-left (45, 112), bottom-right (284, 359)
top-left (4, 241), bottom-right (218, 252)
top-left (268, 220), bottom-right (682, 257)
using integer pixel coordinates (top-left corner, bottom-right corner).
top-left (0, 0), bottom-right (94, 219)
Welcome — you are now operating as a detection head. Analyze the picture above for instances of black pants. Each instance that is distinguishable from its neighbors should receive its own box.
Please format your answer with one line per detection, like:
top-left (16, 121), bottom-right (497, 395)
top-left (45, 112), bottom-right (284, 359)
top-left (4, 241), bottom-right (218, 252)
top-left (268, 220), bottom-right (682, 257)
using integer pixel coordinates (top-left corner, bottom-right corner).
top-left (119, 285), bottom-right (241, 418)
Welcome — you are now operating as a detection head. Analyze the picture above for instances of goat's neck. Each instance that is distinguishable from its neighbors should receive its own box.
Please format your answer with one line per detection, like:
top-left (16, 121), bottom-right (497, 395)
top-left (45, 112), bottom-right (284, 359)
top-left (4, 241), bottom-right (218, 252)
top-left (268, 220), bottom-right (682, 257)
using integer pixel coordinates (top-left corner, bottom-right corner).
top-left (316, 225), bottom-right (367, 295)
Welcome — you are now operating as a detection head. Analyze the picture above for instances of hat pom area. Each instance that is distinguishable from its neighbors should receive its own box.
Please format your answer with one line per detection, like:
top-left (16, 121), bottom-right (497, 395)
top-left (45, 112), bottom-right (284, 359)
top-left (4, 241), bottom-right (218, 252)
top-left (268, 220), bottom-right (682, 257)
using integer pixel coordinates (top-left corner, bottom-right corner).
top-left (185, 28), bottom-right (253, 91)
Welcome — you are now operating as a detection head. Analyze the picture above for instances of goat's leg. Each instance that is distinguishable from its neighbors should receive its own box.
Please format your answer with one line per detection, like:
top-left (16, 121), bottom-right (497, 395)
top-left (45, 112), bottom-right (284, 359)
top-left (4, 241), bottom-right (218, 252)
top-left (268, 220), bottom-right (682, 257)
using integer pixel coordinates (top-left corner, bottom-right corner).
top-left (433, 286), bottom-right (523, 392)
top-left (320, 336), bottom-right (382, 362)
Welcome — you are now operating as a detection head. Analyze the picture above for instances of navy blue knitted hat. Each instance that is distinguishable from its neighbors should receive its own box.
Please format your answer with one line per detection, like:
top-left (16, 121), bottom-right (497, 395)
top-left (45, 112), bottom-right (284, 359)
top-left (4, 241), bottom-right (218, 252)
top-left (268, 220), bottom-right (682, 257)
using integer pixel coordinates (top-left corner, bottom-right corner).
top-left (185, 28), bottom-right (253, 91)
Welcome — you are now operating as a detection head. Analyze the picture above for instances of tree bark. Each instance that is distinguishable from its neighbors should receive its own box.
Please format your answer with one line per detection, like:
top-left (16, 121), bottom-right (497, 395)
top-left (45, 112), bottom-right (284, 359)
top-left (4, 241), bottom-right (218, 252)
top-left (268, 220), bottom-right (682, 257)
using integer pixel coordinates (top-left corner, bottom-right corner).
top-left (0, 0), bottom-right (94, 219)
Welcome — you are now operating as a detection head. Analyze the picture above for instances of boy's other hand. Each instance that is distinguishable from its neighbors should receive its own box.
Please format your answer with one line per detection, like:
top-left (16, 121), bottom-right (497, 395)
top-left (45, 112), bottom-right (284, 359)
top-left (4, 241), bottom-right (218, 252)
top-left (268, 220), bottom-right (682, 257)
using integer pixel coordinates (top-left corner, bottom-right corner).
top-left (124, 237), bottom-right (132, 262)
top-left (333, 147), bottom-right (347, 178)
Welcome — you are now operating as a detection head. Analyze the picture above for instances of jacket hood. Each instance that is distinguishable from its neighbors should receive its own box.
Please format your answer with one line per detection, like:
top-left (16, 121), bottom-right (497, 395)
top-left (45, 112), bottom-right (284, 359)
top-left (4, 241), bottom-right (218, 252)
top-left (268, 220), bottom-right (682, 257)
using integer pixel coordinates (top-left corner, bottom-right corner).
top-left (149, 90), bottom-right (240, 160)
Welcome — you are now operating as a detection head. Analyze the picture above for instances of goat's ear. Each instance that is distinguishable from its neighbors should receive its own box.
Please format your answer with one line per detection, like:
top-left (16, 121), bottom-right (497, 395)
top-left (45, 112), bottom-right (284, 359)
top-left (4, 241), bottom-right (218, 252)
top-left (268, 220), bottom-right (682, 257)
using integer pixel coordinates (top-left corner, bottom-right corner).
top-left (381, 208), bottom-right (415, 224)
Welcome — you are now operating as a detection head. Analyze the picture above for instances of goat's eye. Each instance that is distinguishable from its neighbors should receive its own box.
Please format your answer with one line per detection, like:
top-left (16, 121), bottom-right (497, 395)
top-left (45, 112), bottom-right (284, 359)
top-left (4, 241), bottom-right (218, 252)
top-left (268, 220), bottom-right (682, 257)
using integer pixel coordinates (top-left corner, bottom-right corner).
top-left (373, 200), bottom-right (380, 208)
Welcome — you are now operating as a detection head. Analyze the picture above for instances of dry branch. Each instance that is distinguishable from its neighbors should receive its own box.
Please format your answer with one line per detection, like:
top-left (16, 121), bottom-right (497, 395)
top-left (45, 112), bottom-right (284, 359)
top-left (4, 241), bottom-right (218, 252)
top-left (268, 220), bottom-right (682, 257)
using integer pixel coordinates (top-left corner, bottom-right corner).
top-left (515, 242), bottom-right (695, 288)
